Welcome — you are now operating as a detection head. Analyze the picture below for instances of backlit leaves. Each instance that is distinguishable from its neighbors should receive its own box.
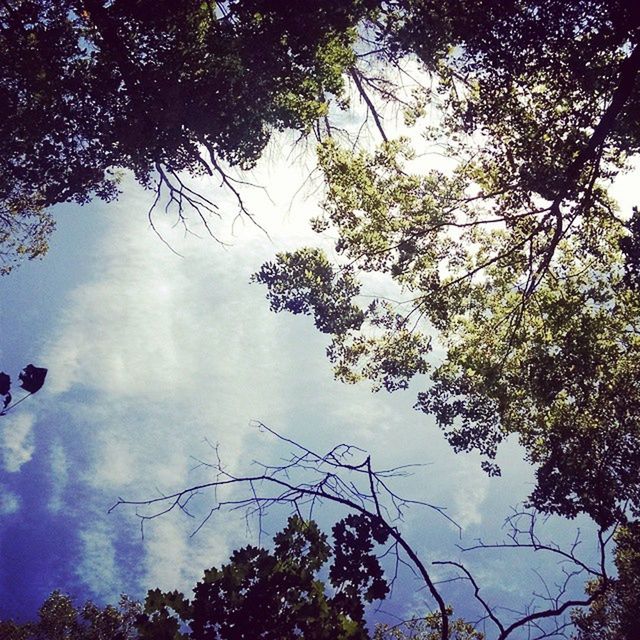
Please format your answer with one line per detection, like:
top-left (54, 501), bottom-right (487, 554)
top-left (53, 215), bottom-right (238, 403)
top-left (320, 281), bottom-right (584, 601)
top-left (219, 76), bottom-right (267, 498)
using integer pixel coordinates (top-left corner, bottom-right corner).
top-left (138, 515), bottom-right (389, 640)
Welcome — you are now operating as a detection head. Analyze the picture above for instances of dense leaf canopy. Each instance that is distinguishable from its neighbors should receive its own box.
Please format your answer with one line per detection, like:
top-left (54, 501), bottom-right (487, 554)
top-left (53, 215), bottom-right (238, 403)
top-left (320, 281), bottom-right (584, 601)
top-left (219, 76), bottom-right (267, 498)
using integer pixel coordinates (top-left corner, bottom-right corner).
top-left (0, 591), bottom-right (140, 640)
top-left (572, 523), bottom-right (640, 639)
top-left (253, 1), bottom-right (640, 528)
top-left (0, 0), bottom-right (376, 270)
top-left (136, 515), bottom-right (389, 640)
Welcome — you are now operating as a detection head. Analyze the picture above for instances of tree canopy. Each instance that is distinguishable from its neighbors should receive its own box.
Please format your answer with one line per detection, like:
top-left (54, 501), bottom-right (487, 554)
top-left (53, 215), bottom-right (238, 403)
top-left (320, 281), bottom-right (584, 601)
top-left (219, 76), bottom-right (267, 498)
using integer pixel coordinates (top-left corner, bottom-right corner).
top-left (0, 515), bottom-right (482, 640)
top-left (5, 1), bottom-right (640, 636)
top-left (7, 0), bottom-right (634, 528)
top-left (0, 0), bottom-right (376, 270)
top-left (252, 0), bottom-right (640, 529)
top-left (6, 0), bottom-right (639, 269)
top-left (0, 590), bottom-right (140, 640)
top-left (571, 522), bottom-right (640, 640)
top-left (135, 514), bottom-right (389, 640)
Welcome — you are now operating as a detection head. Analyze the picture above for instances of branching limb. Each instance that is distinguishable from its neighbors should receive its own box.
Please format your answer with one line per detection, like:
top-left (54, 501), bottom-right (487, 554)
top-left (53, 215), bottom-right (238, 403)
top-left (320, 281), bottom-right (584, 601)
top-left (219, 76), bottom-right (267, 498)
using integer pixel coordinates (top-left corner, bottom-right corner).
top-left (458, 508), bottom-right (604, 578)
top-left (497, 593), bottom-right (599, 640)
top-left (432, 560), bottom-right (505, 635)
top-left (111, 423), bottom-right (452, 639)
top-left (110, 429), bottom-right (611, 640)
top-left (200, 141), bottom-right (272, 239)
top-left (350, 67), bottom-right (389, 143)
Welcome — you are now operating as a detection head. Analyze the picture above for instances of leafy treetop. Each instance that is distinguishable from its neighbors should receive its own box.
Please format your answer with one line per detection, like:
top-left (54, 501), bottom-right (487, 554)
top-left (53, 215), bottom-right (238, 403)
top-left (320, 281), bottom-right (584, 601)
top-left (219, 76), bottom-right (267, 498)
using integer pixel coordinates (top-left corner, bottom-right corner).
top-left (0, 0), bottom-right (377, 271)
top-left (254, 0), bottom-right (640, 529)
top-left (0, 590), bottom-right (141, 640)
top-left (136, 514), bottom-right (389, 640)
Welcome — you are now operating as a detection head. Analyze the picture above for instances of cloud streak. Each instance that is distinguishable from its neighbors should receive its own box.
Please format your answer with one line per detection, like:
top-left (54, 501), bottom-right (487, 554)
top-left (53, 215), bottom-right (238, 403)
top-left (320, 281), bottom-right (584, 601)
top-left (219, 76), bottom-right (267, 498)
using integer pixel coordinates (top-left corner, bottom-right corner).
top-left (1, 412), bottom-right (36, 473)
top-left (0, 484), bottom-right (20, 515)
top-left (36, 180), bottom-right (333, 600)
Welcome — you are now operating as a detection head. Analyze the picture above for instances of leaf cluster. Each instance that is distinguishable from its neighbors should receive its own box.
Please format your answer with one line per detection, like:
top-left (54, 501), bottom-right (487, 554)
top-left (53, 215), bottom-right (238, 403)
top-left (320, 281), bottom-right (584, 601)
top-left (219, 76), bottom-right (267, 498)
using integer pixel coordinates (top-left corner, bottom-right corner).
top-left (137, 514), bottom-right (389, 640)
top-left (254, 1), bottom-right (640, 528)
top-left (572, 522), bottom-right (640, 639)
top-left (0, 591), bottom-right (141, 640)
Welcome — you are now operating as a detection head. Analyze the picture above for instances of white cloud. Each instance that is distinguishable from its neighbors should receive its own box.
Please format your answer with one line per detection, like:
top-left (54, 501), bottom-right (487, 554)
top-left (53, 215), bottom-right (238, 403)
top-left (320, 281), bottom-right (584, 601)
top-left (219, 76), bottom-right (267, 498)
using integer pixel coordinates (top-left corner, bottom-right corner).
top-left (450, 463), bottom-right (490, 529)
top-left (1, 412), bottom-right (36, 472)
top-left (0, 485), bottom-right (20, 514)
top-left (36, 185), bottom-right (503, 601)
top-left (48, 439), bottom-right (69, 513)
top-left (77, 522), bottom-right (121, 602)
top-left (141, 518), bottom-right (189, 591)
top-left (38, 177), bottom-right (329, 597)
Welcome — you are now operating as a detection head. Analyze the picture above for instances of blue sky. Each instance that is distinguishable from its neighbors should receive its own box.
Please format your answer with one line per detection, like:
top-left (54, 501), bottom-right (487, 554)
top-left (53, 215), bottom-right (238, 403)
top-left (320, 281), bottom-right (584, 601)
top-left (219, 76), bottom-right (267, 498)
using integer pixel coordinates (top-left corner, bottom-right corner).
top-left (0, 145), bottom-right (635, 634)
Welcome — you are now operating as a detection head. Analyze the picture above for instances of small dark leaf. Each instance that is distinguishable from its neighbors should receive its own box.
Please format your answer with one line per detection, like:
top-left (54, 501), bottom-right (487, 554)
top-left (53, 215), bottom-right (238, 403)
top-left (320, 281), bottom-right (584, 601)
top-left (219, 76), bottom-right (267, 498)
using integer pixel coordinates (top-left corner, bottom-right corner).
top-left (481, 460), bottom-right (501, 477)
top-left (3, 392), bottom-right (11, 409)
top-left (0, 372), bottom-right (10, 396)
top-left (19, 364), bottom-right (48, 394)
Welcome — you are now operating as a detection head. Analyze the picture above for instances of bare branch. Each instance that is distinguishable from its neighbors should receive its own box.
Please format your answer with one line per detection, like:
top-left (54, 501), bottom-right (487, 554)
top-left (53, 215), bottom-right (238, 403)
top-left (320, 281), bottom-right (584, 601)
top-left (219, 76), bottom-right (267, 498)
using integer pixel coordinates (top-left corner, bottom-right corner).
top-left (350, 67), bottom-right (389, 143)
top-left (458, 508), bottom-right (603, 578)
top-left (433, 560), bottom-right (505, 634)
top-left (111, 423), bottom-right (454, 639)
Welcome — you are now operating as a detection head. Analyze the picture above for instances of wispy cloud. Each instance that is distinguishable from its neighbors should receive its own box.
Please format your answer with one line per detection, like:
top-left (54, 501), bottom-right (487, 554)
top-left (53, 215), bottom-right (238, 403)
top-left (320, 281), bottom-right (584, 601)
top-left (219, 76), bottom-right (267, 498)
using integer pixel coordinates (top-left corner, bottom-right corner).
top-left (450, 462), bottom-right (489, 529)
top-left (48, 439), bottom-right (69, 513)
top-left (76, 521), bottom-right (121, 602)
top-left (1, 412), bottom-right (36, 472)
top-left (0, 484), bottom-right (20, 514)
top-left (37, 183), bottom-right (325, 599)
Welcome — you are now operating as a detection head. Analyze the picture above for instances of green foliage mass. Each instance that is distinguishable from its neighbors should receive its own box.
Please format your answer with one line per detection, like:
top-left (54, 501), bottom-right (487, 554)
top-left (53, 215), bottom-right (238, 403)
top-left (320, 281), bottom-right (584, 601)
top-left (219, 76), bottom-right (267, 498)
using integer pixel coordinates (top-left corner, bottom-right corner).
top-left (572, 523), bottom-right (640, 640)
top-left (0, 590), bottom-right (141, 640)
top-left (137, 514), bottom-right (389, 640)
top-left (3, 517), bottom-right (636, 640)
top-left (374, 612), bottom-right (484, 640)
top-left (254, 2), bottom-right (640, 528)
top-left (258, 137), bottom-right (640, 527)
top-left (0, 0), bottom-right (376, 272)
top-left (7, 0), bottom-right (638, 276)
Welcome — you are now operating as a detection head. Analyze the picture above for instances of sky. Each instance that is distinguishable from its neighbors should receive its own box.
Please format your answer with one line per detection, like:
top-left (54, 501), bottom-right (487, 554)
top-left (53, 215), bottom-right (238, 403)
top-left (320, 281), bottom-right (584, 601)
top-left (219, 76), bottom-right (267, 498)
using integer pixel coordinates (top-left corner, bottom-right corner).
top-left (0, 140), bottom-right (637, 635)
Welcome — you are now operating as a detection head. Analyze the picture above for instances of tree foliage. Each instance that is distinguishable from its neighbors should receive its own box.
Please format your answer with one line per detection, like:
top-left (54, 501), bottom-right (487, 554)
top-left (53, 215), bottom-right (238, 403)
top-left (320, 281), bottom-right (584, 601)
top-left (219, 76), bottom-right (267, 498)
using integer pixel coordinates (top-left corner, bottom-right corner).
top-left (374, 613), bottom-right (484, 640)
top-left (571, 523), bottom-right (640, 640)
top-left (136, 514), bottom-right (388, 640)
top-left (0, 0), bottom-right (377, 271)
top-left (0, 590), bottom-right (141, 640)
top-left (254, 1), bottom-right (640, 528)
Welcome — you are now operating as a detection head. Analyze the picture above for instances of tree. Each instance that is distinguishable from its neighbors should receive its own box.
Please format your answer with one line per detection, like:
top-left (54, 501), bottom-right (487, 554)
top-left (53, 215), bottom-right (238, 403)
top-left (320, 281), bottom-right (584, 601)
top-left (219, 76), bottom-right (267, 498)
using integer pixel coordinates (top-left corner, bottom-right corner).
top-left (0, 0), bottom-right (377, 272)
top-left (7, 1), bottom-right (638, 272)
top-left (253, 0), bottom-right (640, 529)
top-left (7, 1), bottom-right (640, 635)
top-left (114, 424), bottom-right (613, 640)
top-left (374, 615), bottom-right (484, 640)
top-left (136, 514), bottom-right (389, 640)
top-left (7, 1), bottom-right (640, 525)
top-left (0, 590), bottom-right (141, 640)
top-left (0, 513), bottom-right (487, 640)
top-left (571, 522), bottom-right (640, 640)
